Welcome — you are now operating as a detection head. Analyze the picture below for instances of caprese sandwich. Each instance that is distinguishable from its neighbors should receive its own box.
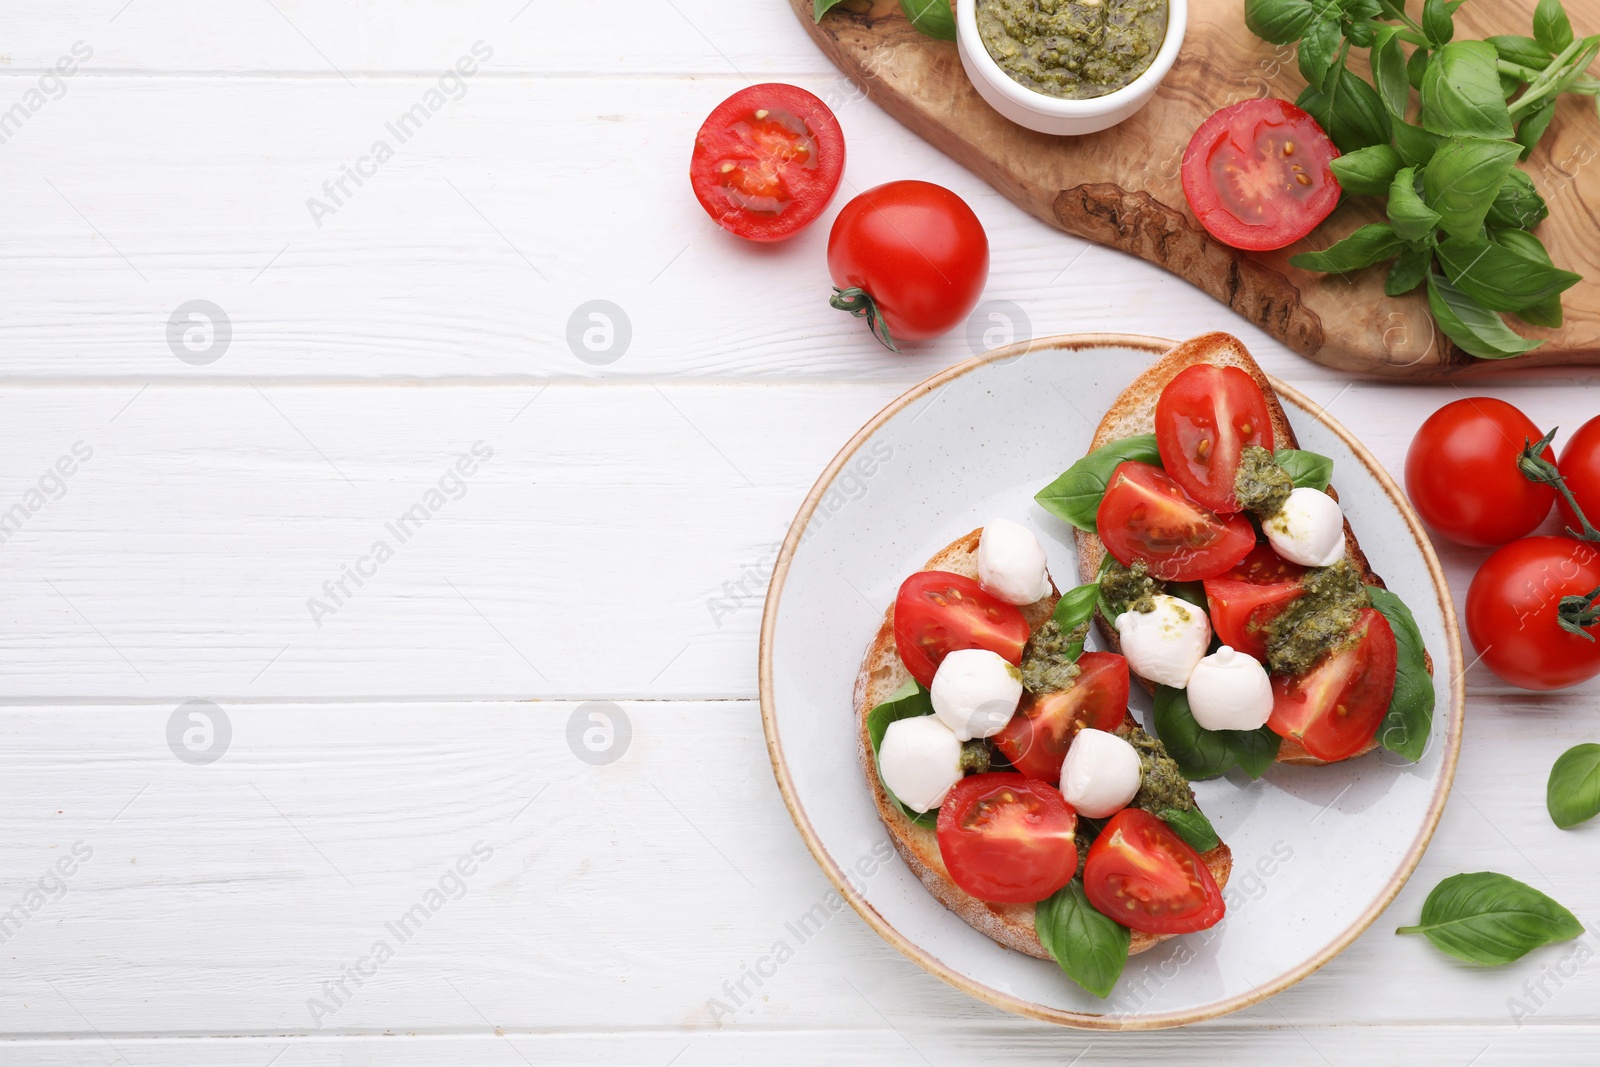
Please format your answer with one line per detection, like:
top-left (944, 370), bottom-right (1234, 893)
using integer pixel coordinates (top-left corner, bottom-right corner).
top-left (1036, 333), bottom-right (1435, 776)
top-left (856, 525), bottom-right (1232, 997)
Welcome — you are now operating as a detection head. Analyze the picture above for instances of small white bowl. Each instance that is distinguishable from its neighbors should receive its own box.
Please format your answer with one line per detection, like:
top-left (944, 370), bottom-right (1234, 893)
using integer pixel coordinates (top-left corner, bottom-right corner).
top-left (956, 0), bottom-right (1188, 136)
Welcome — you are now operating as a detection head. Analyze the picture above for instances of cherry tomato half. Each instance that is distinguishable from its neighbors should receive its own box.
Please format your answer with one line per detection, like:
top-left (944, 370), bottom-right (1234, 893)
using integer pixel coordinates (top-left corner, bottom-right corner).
top-left (937, 773), bottom-right (1078, 903)
top-left (1096, 461), bottom-right (1257, 581)
top-left (1083, 808), bottom-right (1225, 935)
top-left (992, 652), bottom-right (1130, 782)
top-left (827, 180), bottom-right (989, 349)
top-left (1557, 415), bottom-right (1600, 535)
top-left (1267, 607), bottom-right (1397, 761)
top-left (1155, 364), bottom-right (1277, 513)
top-left (1204, 576), bottom-right (1303, 664)
top-left (893, 571), bottom-right (1029, 688)
top-left (1221, 542), bottom-right (1307, 585)
top-left (689, 83), bottom-right (845, 242)
top-left (1181, 98), bottom-right (1342, 251)
top-left (1405, 397), bottom-right (1555, 547)
top-left (1466, 536), bottom-right (1600, 691)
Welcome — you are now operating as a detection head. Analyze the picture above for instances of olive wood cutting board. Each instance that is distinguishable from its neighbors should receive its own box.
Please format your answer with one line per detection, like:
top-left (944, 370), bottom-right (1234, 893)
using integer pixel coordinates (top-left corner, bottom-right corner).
top-left (791, 0), bottom-right (1600, 377)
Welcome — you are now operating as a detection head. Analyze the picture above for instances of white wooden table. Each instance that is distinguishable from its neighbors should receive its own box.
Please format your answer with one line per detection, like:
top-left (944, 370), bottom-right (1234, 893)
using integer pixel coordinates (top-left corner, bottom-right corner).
top-left (3, 3), bottom-right (1599, 1063)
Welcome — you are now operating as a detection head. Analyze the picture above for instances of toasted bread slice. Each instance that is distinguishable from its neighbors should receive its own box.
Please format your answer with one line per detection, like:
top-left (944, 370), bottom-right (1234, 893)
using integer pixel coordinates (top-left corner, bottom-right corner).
top-left (855, 528), bottom-right (1233, 961)
top-left (1071, 332), bottom-right (1434, 765)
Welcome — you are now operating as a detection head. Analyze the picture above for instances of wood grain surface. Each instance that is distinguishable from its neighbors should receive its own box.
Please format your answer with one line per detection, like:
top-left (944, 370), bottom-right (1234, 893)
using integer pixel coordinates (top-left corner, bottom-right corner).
top-left (792, 0), bottom-right (1600, 377)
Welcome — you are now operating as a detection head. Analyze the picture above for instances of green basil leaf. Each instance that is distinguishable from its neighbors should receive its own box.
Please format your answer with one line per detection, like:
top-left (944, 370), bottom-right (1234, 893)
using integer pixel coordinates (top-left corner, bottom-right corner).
top-left (1427, 273), bottom-right (1543, 359)
top-left (1035, 434), bottom-right (1162, 533)
top-left (1423, 136), bottom-right (1522, 239)
top-left (899, 0), bottom-right (956, 41)
top-left (1516, 98), bottom-right (1558, 160)
top-left (1367, 585), bottom-right (1434, 763)
top-left (1421, 0), bottom-right (1454, 46)
top-left (1343, 15), bottom-right (1377, 48)
top-left (1393, 120), bottom-right (1445, 166)
top-left (1493, 228), bottom-right (1564, 327)
top-left (1300, 15), bottom-right (1345, 92)
top-left (1036, 879), bottom-right (1130, 998)
top-left (1485, 168), bottom-right (1548, 230)
top-left (866, 680), bottom-right (941, 827)
top-left (1344, 0), bottom-right (1384, 19)
top-left (1245, 0), bottom-right (1320, 43)
top-left (1548, 743), bottom-right (1600, 829)
top-left (1421, 41), bottom-right (1516, 139)
top-left (1397, 872), bottom-right (1583, 965)
top-left (1534, 0), bottom-right (1575, 55)
top-left (1275, 448), bottom-right (1334, 490)
top-left (1489, 34), bottom-right (1555, 70)
top-left (1387, 242), bottom-right (1434, 296)
top-left (1159, 807), bottom-right (1221, 853)
top-left (1053, 582), bottom-right (1101, 660)
top-left (1330, 143), bottom-right (1403, 194)
top-left (1299, 67), bottom-right (1393, 153)
top-left (814, 0), bottom-right (849, 21)
top-left (1231, 725), bottom-right (1283, 779)
top-left (1435, 234), bottom-right (1581, 312)
top-left (1152, 685), bottom-right (1280, 781)
top-left (1388, 166), bottom-right (1442, 242)
top-left (1407, 45), bottom-right (1432, 91)
top-left (1165, 580), bottom-right (1209, 613)
top-left (1289, 223), bottom-right (1404, 272)
top-left (1370, 28), bottom-right (1411, 117)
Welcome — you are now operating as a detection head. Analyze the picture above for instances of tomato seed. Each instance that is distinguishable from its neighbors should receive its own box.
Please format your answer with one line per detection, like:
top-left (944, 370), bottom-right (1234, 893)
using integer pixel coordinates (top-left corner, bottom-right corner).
top-left (1296, 174), bottom-right (1312, 186)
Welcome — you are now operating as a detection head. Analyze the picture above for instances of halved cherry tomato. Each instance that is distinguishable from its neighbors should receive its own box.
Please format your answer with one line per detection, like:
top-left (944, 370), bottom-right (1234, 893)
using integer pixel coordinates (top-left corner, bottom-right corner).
top-left (1155, 364), bottom-right (1276, 513)
top-left (1204, 577), bottom-right (1303, 663)
top-left (689, 84), bottom-right (846, 242)
top-left (1267, 607), bottom-right (1397, 761)
top-left (937, 773), bottom-right (1078, 903)
top-left (1083, 808), bottom-right (1225, 935)
top-left (1222, 542), bottom-right (1307, 585)
top-left (893, 571), bottom-right (1029, 688)
top-left (993, 653), bottom-right (1130, 782)
top-left (1096, 461), bottom-right (1257, 582)
top-left (1181, 98), bottom-right (1341, 251)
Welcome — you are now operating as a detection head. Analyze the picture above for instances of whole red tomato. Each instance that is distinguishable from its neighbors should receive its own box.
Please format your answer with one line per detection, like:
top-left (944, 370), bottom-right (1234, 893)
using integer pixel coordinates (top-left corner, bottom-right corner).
top-left (1466, 536), bottom-right (1600, 691)
top-left (1557, 415), bottom-right (1600, 535)
top-left (1405, 397), bottom-right (1555, 546)
top-left (827, 180), bottom-right (988, 350)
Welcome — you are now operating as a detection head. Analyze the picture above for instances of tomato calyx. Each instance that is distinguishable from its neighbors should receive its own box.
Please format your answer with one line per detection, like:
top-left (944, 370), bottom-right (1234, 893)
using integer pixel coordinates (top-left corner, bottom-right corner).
top-left (829, 286), bottom-right (899, 352)
top-left (1557, 584), bottom-right (1600, 642)
top-left (1519, 426), bottom-right (1600, 542)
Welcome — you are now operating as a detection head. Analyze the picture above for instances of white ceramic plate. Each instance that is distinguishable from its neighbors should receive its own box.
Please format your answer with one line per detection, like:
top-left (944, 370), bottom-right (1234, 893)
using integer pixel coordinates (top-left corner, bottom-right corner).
top-left (759, 334), bottom-right (1464, 1029)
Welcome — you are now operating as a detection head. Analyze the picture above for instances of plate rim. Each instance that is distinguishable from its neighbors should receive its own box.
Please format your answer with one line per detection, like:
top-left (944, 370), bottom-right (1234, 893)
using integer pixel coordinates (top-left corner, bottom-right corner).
top-left (757, 332), bottom-right (1466, 1030)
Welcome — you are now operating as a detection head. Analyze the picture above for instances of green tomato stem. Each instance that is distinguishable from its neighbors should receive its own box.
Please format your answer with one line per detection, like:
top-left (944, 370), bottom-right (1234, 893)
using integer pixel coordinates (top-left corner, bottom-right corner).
top-left (1518, 428), bottom-right (1600, 543)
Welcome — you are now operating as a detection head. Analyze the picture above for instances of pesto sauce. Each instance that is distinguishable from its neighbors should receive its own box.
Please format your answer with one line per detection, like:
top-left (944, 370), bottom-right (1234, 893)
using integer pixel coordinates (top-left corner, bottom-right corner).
top-left (1234, 445), bottom-right (1294, 517)
top-left (1118, 722), bottom-right (1195, 813)
top-left (1099, 558), bottom-right (1158, 617)
top-left (976, 0), bottom-right (1170, 101)
top-left (1264, 558), bottom-right (1370, 675)
top-left (1020, 617), bottom-right (1085, 693)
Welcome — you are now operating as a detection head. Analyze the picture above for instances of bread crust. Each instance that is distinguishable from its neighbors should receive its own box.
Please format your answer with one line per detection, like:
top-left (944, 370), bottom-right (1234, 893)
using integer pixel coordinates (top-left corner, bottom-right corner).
top-left (854, 529), bottom-right (1233, 961)
top-left (1070, 332), bottom-right (1434, 765)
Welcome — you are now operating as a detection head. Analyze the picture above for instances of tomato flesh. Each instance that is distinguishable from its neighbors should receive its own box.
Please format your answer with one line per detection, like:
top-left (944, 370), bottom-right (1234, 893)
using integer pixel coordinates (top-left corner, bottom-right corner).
top-left (1096, 461), bottom-right (1257, 581)
top-left (893, 571), bottom-right (1029, 688)
top-left (1204, 576), bottom-right (1303, 663)
top-left (993, 652), bottom-right (1130, 782)
top-left (1182, 98), bottom-right (1341, 251)
top-left (1222, 542), bottom-right (1307, 585)
top-left (1467, 536), bottom-right (1600, 691)
top-left (1155, 364), bottom-right (1276, 513)
top-left (937, 773), bottom-right (1078, 903)
top-left (1268, 607), bottom-right (1397, 761)
top-left (1405, 397), bottom-right (1556, 547)
top-left (1083, 808), bottom-right (1224, 935)
top-left (690, 83), bottom-right (845, 242)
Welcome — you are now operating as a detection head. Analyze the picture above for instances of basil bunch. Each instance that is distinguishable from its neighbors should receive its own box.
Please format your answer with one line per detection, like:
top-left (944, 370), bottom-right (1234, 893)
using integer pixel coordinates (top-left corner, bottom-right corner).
top-left (1246, 0), bottom-right (1599, 359)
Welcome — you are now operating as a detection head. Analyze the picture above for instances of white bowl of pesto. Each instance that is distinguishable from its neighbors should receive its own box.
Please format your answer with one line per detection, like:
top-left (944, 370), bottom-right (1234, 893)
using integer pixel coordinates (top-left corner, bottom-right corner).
top-left (956, 0), bottom-right (1187, 136)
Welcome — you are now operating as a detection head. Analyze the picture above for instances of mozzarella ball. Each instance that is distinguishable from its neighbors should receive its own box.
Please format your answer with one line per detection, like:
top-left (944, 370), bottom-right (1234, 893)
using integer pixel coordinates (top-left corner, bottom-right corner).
top-left (1115, 594), bottom-right (1212, 688)
top-left (1060, 728), bottom-right (1143, 819)
top-left (977, 518), bottom-right (1052, 605)
top-left (930, 648), bottom-right (1024, 741)
top-left (878, 715), bottom-right (964, 813)
top-left (1186, 646), bottom-right (1274, 731)
top-left (1264, 486), bottom-right (1346, 568)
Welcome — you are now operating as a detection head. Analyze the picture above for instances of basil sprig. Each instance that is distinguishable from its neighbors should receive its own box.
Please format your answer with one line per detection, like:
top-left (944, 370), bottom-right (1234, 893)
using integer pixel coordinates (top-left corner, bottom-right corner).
top-left (1035, 878), bottom-right (1130, 998)
top-left (1159, 807), bottom-right (1221, 852)
top-left (1366, 584), bottom-right (1434, 763)
top-left (1397, 872), bottom-right (1583, 965)
top-left (1035, 434), bottom-right (1161, 534)
top-left (1547, 742), bottom-right (1600, 829)
top-left (866, 680), bottom-right (940, 827)
top-left (1152, 685), bottom-right (1280, 781)
top-left (1251, 0), bottom-right (1600, 361)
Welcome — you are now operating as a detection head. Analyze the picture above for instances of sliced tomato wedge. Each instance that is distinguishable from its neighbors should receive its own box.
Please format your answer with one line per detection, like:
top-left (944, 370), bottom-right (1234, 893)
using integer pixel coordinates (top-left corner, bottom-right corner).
top-left (993, 652), bottom-right (1130, 782)
top-left (689, 84), bottom-right (846, 242)
top-left (1096, 461), bottom-right (1257, 582)
top-left (1268, 607), bottom-right (1398, 761)
top-left (1155, 364), bottom-right (1276, 513)
top-left (1222, 541), bottom-right (1307, 585)
top-left (893, 571), bottom-right (1029, 688)
top-left (1204, 576), bottom-right (1304, 663)
top-left (1083, 808), bottom-right (1225, 935)
top-left (937, 773), bottom-right (1078, 903)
